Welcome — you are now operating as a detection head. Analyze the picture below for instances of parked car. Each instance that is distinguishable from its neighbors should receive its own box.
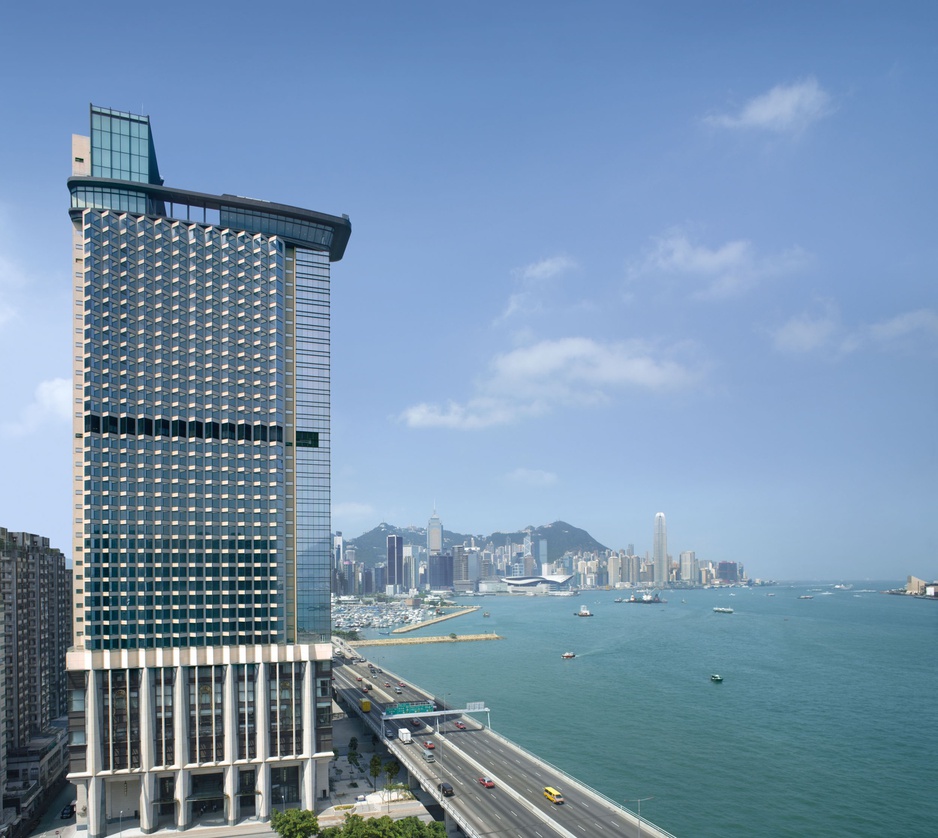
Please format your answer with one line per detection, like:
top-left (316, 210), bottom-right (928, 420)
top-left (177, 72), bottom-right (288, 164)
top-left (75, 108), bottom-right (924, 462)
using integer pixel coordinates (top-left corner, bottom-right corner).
top-left (61, 804), bottom-right (76, 819)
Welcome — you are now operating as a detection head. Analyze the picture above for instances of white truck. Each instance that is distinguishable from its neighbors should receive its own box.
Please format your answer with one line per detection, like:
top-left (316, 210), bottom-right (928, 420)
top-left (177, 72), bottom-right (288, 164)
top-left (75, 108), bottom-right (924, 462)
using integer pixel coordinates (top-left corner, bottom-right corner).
top-left (398, 728), bottom-right (412, 744)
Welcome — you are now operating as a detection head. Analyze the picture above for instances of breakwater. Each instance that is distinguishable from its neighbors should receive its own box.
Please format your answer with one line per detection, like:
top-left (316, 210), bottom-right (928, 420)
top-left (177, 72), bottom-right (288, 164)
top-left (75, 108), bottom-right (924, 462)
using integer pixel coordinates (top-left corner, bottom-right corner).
top-left (351, 633), bottom-right (501, 647)
top-left (391, 605), bottom-right (480, 633)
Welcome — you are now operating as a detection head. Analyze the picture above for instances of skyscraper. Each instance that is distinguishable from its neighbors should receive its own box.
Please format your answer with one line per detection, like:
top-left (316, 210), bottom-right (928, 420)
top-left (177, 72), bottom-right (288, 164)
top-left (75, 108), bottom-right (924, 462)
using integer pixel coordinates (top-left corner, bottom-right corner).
top-left (66, 105), bottom-right (350, 836)
top-left (427, 510), bottom-right (443, 557)
top-left (654, 512), bottom-right (667, 586)
top-left (386, 534), bottom-right (403, 592)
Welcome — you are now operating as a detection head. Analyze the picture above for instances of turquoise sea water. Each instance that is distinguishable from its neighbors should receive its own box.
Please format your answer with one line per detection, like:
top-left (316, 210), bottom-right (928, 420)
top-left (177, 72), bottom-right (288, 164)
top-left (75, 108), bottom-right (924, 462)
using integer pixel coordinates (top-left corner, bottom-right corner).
top-left (356, 585), bottom-right (938, 837)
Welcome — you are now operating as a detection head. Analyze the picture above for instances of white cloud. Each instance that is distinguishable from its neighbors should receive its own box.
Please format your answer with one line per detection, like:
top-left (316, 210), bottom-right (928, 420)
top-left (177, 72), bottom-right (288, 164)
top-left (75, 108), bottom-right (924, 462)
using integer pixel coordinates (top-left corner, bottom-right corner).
top-left (504, 468), bottom-right (559, 488)
top-left (869, 309), bottom-right (938, 343)
top-left (772, 310), bottom-right (840, 354)
top-left (497, 255), bottom-right (577, 322)
top-left (400, 336), bottom-right (700, 430)
top-left (629, 229), bottom-right (809, 300)
top-left (0, 378), bottom-right (72, 437)
top-left (516, 255), bottom-right (577, 283)
top-left (707, 77), bottom-right (832, 134)
top-left (770, 306), bottom-right (938, 356)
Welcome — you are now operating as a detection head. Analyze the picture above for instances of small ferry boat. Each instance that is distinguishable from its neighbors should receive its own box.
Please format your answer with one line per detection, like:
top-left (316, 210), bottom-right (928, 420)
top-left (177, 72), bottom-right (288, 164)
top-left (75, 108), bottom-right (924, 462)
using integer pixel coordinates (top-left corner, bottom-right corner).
top-left (798, 595), bottom-right (814, 600)
top-left (575, 605), bottom-right (593, 617)
top-left (713, 606), bottom-right (734, 614)
top-left (561, 652), bottom-right (576, 659)
top-left (711, 674), bottom-right (723, 683)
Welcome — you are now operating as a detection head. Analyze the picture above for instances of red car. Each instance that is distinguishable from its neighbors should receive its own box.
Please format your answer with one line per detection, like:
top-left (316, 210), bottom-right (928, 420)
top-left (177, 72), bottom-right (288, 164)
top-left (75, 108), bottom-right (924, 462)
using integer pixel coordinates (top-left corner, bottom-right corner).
top-left (356, 676), bottom-right (362, 682)
top-left (423, 740), bottom-right (435, 750)
top-left (478, 777), bottom-right (495, 788)
top-left (454, 721), bottom-right (466, 730)
top-left (398, 681), bottom-right (405, 687)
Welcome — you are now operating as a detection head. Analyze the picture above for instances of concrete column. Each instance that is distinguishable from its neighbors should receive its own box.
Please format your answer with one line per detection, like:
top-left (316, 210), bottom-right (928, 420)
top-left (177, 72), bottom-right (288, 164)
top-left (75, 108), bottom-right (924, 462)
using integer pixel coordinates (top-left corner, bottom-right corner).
top-left (140, 771), bottom-right (156, 834)
top-left (87, 773), bottom-right (104, 838)
top-left (302, 660), bottom-right (315, 808)
top-left (85, 671), bottom-right (105, 838)
top-left (138, 667), bottom-right (155, 834)
top-left (443, 809), bottom-right (461, 836)
top-left (256, 661), bottom-right (271, 821)
top-left (224, 663), bottom-right (238, 825)
top-left (174, 667), bottom-right (189, 830)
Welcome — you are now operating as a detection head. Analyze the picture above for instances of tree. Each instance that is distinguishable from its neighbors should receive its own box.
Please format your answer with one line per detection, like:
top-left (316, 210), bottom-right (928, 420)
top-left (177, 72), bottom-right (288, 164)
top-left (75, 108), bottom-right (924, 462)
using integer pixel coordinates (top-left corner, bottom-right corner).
top-left (320, 814), bottom-right (446, 837)
top-left (369, 754), bottom-right (383, 789)
top-left (384, 759), bottom-right (400, 789)
top-left (348, 736), bottom-right (359, 753)
top-left (270, 807), bottom-right (320, 838)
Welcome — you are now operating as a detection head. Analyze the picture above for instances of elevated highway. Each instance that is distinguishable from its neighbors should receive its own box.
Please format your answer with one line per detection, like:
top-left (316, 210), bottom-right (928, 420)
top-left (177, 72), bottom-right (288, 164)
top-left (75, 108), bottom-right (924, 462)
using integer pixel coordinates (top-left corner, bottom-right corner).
top-left (333, 646), bottom-right (676, 838)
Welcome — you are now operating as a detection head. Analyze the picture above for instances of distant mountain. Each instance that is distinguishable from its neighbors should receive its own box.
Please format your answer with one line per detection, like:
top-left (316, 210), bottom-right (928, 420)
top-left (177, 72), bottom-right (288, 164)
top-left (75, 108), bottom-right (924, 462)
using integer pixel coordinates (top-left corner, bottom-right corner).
top-left (343, 520), bottom-right (609, 566)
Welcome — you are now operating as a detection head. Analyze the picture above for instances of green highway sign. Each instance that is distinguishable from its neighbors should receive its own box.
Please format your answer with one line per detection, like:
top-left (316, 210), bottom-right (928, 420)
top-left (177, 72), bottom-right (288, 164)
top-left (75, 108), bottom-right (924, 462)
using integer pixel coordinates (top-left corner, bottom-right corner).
top-left (385, 702), bottom-right (434, 716)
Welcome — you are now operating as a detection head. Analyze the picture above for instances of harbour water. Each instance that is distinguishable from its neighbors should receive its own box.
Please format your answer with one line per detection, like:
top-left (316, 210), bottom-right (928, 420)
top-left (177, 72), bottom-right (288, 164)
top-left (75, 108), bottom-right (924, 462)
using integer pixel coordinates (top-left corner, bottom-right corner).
top-left (354, 584), bottom-right (938, 837)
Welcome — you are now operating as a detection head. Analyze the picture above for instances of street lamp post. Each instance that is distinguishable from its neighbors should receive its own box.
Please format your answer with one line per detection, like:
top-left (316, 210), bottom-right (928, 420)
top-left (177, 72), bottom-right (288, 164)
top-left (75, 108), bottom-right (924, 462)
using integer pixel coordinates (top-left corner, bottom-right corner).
top-left (625, 796), bottom-right (654, 838)
top-left (118, 809), bottom-right (123, 838)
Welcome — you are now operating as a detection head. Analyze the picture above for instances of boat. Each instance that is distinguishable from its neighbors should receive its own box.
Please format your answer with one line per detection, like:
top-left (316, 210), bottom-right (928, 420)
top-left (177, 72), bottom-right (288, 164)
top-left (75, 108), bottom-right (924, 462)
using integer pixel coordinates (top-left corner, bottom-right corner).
top-left (798, 595), bottom-right (814, 600)
top-left (482, 612), bottom-right (490, 618)
top-left (561, 652), bottom-right (576, 659)
top-left (711, 674), bottom-right (723, 682)
top-left (613, 597), bottom-right (624, 603)
top-left (627, 592), bottom-right (666, 604)
top-left (575, 605), bottom-right (593, 617)
top-left (713, 606), bottom-right (734, 614)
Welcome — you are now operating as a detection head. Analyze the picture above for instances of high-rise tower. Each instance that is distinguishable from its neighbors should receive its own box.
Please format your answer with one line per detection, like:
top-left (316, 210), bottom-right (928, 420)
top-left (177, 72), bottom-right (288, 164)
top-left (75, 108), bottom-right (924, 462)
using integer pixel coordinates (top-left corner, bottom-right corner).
top-left (427, 510), bottom-right (443, 557)
top-left (386, 534), bottom-right (403, 592)
top-left (654, 512), bottom-right (667, 586)
top-left (66, 105), bottom-right (350, 837)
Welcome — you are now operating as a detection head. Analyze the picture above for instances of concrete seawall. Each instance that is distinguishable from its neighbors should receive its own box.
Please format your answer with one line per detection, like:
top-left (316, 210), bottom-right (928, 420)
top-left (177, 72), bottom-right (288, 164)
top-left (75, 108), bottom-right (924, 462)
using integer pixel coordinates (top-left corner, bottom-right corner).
top-left (350, 633), bottom-right (502, 647)
top-left (391, 605), bottom-right (481, 633)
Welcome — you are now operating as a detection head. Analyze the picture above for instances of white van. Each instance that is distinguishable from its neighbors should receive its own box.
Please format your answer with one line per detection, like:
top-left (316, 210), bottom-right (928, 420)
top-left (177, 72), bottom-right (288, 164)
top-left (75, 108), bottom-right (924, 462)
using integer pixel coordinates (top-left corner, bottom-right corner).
top-left (422, 750), bottom-right (436, 763)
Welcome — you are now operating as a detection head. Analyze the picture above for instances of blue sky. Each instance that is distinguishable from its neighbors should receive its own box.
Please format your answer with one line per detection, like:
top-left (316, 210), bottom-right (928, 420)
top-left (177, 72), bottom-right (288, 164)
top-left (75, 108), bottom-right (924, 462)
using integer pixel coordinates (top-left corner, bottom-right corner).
top-left (0, 2), bottom-right (935, 580)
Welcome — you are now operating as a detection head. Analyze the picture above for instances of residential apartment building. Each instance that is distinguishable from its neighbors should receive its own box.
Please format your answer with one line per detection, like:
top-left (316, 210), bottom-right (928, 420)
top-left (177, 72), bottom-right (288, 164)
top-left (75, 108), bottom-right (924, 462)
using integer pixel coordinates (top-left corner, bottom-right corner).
top-left (0, 528), bottom-right (71, 835)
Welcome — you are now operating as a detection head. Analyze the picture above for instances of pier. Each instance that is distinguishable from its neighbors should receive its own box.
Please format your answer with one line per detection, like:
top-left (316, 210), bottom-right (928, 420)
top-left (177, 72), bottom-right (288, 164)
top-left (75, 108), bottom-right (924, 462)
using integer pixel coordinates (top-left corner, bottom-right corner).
top-left (350, 633), bottom-right (502, 647)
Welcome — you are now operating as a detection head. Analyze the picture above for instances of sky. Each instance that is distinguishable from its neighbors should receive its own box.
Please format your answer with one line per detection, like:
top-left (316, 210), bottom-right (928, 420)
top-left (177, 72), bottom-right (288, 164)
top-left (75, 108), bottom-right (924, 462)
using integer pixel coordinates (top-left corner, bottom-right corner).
top-left (0, 1), bottom-right (935, 581)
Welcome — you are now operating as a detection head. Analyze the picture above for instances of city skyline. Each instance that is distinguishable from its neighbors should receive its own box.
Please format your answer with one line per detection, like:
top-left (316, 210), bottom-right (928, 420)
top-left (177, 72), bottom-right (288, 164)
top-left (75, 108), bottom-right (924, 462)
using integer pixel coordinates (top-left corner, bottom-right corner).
top-left (0, 3), bottom-right (936, 582)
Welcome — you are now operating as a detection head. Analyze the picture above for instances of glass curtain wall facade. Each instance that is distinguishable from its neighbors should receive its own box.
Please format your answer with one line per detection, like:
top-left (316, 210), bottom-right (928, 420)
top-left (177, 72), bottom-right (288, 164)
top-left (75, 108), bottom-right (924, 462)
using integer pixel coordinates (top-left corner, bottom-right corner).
top-left (66, 106), bottom-right (349, 838)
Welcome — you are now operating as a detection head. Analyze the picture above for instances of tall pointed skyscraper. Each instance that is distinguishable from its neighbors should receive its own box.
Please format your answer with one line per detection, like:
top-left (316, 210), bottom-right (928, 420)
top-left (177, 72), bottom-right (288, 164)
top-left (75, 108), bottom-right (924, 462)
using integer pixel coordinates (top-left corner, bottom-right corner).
top-left (427, 509), bottom-right (443, 557)
top-left (66, 105), bottom-right (350, 837)
top-left (654, 512), bottom-right (667, 585)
